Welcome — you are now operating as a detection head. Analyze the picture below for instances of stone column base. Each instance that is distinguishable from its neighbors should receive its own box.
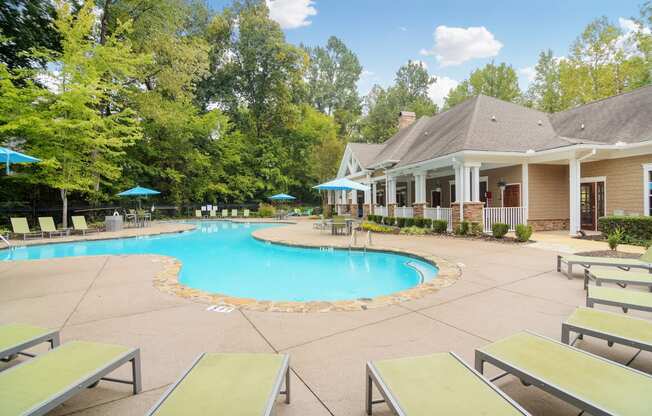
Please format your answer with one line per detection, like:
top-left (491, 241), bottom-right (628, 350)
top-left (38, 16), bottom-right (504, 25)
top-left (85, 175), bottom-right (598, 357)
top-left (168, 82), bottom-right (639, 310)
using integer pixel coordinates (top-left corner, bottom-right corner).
top-left (350, 204), bottom-right (358, 217)
top-left (528, 218), bottom-right (569, 231)
top-left (451, 202), bottom-right (484, 229)
top-left (387, 204), bottom-right (396, 218)
top-left (413, 203), bottom-right (425, 218)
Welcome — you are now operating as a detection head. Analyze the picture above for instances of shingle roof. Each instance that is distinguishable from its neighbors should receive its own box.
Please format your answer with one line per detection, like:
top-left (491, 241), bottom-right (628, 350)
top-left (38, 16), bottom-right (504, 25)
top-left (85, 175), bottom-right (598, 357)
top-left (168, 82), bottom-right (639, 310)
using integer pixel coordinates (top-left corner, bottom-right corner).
top-left (347, 143), bottom-right (385, 168)
top-left (550, 85), bottom-right (652, 144)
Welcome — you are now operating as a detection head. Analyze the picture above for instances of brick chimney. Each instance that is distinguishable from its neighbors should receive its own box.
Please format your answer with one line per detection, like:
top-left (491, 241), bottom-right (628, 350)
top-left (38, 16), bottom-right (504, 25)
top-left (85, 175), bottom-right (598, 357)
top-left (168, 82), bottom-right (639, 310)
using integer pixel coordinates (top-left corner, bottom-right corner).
top-left (398, 111), bottom-right (416, 130)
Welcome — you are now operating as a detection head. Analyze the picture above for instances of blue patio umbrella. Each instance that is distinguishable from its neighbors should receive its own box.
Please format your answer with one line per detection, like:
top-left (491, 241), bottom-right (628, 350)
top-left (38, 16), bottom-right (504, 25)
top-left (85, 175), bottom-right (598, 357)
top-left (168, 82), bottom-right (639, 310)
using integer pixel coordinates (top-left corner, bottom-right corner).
top-left (313, 178), bottom-right (370, 192)
top-left (1, 146), bottom-right (41, 175)
top-left (268, 193), bottom-right (296, 201)
top-left (117, 186), bottom-right (160, 209)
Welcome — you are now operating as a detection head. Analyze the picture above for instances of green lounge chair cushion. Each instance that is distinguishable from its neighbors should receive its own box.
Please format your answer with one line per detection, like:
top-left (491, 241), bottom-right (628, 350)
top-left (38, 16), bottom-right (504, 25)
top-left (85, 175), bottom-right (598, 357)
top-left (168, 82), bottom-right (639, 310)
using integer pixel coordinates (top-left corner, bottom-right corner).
top-left (38, 217), bottom-right (58, 233)
top-left (588, 285), bottom-right (652, 309)
top-left (0, 324), bottom-right (53, 355)
top-left (589, 269), bottom-right (652, 285)
top-left (71, 216), bottom-right (89, 231)
top-left (151, 353), bottom-right (285, 416)
top-left (10, 218), bottom-right (31, 234)
top-left (373, 353), bottom-right (524, 415)
top-left (566, 307), bottom-right (652, 346)
top-left (479, 332), bottom-right (652, 415)
top-left (0, 340), bottom-right (132, 415)
top-left (563, 254), bottom-right (647, 266)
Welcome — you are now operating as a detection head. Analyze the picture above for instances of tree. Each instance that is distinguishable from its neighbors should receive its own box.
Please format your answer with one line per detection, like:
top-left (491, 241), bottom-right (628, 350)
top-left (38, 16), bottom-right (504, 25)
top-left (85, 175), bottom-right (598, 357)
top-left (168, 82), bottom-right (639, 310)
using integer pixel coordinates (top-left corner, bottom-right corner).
top-left (444, 62), bottom-right (521, 109)
top-left (304, 36), bottom-right (362, 139)
top-left (526, 49), bottom-right (562, 112)
top-left (360, 61), bottom-right (437, 143)
top-left (0, 0), bottom-right (61, 69)
top-left (1, 1), bottom-right (145, 227)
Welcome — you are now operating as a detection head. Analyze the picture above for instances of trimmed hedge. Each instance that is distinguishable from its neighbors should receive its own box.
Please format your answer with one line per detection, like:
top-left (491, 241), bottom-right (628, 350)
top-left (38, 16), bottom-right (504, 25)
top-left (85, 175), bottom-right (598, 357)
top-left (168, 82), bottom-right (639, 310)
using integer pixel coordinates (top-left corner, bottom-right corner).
top-left (598, 216), bottom-right (652, 245)
top-left (492, 223), bottom-right (509, 238)
top-left (432, 220), bottom-right (448, 233)
top-left (515, 224), bottom-right (533, 242)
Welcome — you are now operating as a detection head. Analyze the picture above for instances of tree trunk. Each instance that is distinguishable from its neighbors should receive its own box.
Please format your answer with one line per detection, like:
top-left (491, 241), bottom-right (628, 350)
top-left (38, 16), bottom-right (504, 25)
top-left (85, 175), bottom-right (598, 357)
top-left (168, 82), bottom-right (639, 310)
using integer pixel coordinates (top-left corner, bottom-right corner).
top-left (60, 189), bottom-right (68, 229)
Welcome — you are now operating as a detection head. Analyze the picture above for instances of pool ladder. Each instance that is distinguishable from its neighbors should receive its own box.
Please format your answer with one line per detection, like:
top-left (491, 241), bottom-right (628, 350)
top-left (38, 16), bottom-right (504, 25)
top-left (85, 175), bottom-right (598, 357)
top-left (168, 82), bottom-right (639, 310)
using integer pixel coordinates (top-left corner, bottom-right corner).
top-left (0, 234), bottom-right (10, 249)
top-left (349, 230), bottom-right (372, 252)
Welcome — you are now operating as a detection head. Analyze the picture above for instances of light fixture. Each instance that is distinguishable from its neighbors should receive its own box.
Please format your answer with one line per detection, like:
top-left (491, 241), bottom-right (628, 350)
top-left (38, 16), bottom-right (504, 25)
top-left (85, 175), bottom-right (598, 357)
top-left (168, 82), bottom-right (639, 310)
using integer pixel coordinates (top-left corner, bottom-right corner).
top-left (497, 180), bottom-right (507, 192)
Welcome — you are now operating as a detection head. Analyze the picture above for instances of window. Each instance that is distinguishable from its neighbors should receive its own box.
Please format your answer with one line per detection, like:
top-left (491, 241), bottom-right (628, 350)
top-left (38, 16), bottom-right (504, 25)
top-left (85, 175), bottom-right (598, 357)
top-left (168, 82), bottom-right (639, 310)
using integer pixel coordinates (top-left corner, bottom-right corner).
top-left (645, 164), bottom-right (652, 216)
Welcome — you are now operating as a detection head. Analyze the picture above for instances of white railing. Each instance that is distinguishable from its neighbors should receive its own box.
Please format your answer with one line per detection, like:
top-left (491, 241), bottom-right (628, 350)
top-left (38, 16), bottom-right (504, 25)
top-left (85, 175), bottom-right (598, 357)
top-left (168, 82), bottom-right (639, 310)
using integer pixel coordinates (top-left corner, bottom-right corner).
top-left (424, 207), bottom-right (453, 231)
top-left (483, 207), bottom-right (528, 233)
top-left (395, 206), bottom-right (414, 218)
top-left (374, 205), bottom-right (387, 217)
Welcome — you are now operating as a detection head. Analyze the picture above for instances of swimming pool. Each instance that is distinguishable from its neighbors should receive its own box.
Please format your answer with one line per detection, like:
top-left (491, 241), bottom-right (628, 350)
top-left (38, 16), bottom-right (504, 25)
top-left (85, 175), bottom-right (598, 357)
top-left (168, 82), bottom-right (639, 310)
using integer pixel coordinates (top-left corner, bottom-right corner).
top-left (1, 221), bottom-right (438, 302)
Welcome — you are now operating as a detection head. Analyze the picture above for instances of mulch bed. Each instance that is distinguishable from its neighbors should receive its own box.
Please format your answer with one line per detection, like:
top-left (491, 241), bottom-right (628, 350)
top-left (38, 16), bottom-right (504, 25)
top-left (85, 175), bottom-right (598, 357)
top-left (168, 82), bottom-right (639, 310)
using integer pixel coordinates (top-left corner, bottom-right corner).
top-left (574, 250), bottom-right (640, 259)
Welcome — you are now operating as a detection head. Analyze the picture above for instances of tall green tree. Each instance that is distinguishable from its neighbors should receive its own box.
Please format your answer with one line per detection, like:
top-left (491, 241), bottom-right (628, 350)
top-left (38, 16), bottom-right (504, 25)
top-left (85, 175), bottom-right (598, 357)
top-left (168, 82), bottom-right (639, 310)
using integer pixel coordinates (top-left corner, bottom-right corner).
top-left (526, 49), bottom-right (562, 112)
top-left (444, 62), bottom-right (521, 109)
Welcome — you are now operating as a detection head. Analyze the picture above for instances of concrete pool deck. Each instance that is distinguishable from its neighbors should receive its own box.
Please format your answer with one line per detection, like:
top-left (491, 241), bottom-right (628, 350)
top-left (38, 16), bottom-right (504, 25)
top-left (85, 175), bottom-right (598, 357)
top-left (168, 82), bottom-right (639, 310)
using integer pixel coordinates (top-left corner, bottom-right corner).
top-left (1, 219), bottom-right (651, 415)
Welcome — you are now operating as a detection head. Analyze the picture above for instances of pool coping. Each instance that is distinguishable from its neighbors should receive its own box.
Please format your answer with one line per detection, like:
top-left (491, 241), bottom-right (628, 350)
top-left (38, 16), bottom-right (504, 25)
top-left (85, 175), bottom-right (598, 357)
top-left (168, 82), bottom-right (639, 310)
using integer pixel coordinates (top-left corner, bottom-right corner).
top-left (153, 225), bottom-right (461, 313)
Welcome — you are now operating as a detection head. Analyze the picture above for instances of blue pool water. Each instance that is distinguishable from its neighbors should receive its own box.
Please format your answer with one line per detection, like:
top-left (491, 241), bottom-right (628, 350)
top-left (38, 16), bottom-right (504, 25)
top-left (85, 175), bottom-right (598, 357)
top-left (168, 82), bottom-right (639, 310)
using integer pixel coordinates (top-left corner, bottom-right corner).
top-left (1, 221), bottom-right (438, 301)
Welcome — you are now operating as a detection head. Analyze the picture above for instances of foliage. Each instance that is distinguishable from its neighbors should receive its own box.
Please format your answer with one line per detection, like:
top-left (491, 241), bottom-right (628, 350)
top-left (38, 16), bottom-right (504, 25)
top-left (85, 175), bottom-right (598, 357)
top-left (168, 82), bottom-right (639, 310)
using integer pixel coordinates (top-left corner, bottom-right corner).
top-left (470, 222), bottom-right (483, 236)
top-left (598, 216), bottom-right (652, 245)
top-left (258, 203), bottom-right (276, 217)
top-left (515, 224), bottom-right (533, 242)
top-left (607, 228), bottom-right (624, 251)
top-left (454, 221), bottom-right (470, 236)
top-left (525, 50), bottom-right (562, 112)
top-left (396, 217), bottom-right (406, 227)
top-left (383, 216), bottom-right (396, 226)
top-left (444, 62), bottom-right (521, 109)
top-left (492, 223), bottom-right (509, 238)
top-left (432, 220), bottom-right (448, 233)
top-left (400, 226), bottom-right (427, 235)
top-left (361, 221), bottom-right (395, 233)
top-left (360, 61), bottom-right (437, 143)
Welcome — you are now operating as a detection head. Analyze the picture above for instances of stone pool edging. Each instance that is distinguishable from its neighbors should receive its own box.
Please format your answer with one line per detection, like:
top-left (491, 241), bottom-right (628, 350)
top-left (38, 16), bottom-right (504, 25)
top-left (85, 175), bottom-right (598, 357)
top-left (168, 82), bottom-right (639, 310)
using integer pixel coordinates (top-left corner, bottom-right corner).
top-left (153, 229), bottom-right (461, 313)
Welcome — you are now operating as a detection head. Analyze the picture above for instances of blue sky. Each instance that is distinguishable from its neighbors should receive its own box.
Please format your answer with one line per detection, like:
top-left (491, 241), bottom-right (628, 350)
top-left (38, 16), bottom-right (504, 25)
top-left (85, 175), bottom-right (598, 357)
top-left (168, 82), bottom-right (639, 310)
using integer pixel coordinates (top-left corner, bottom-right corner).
top-left (207, 0), bottom-right (644, 106)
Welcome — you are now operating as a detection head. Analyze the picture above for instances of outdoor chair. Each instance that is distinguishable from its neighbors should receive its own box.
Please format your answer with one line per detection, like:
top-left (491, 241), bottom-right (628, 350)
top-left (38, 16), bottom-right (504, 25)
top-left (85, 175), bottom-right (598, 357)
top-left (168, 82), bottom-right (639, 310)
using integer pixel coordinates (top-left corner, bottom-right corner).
top-left (209, 210), bottom-right (217, 218)
top-left (0, 340), bottom-right (141, 415)
top-left (0, 323), bottom-right (60, 363)
top-left (146, 353), bottom-right (290, 416)
top-left (331, 216), bottom-right (348, 235)
top-left (562, 307), bottom-right (652, 357)
top-left (557, 248), bottom-right (652, 277)
top-left (38, 217), bottom-right (68, 238)
top-left (125, 209), bottom-right (138, 226)
top-left (584, 268), bottom-right (652, 291)
top-left (71, 216), bottom-right (101, 235)
top-left (10, 218), bottom-right (43, 240)
top-left (366, 352), bottom-right (529, 415)
top-left (586, 285), bottom-right (652, 313)
top-left (222, 209), bottom-right (229, 218)
top-left (475, 331), bottom-right (652, 416)
top-left (243, 209), bottom-right (250, 217)
top-left (194, 210), bottom-right (202, 218)
top-left (231, 209), bottom-right (238, 217)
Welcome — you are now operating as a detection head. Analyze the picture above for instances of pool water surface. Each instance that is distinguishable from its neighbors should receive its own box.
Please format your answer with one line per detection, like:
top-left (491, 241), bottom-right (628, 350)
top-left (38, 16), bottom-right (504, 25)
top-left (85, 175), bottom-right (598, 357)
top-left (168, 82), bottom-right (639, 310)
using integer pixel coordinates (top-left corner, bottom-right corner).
top-left (2, 221), bottom-right (439, 302)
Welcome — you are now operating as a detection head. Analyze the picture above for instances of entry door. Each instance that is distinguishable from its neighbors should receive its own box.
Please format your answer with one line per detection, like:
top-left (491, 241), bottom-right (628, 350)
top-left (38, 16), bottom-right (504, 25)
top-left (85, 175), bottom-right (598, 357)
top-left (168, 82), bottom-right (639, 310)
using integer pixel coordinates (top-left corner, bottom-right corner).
top-left (503, 184), bottom-right (520, 207)
top-left (431, 190), bottom-right (441, 207)
top-left (580, 183), bottom-right (596, 230)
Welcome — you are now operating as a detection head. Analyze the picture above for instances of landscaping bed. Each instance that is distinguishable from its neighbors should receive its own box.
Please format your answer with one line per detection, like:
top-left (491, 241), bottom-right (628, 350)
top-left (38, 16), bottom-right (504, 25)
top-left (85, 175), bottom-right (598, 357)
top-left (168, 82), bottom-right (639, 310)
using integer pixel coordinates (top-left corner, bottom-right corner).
top-left (574, 250), bottom-right (640, 259)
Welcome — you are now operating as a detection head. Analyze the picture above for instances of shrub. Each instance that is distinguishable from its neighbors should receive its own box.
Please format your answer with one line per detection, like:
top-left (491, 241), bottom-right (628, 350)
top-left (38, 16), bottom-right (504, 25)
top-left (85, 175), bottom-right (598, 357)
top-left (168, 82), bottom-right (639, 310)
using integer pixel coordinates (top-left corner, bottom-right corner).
top-left (422, 218), bottom-right (433, 228)
top-left (607, 228), bottom-right (624, 251)
top-left (598, 216), bottom-right (652, 246)
top-left (367, 214), bottom-right (377, 223)
top-left (361, 221), bottom-right (395, 233)
top-left (400, 226), bottom-right (427, 235)
top-left (455, 221), bottom-right (470, 236)
top-left (414, 217), bottom-right (425, 228)
top-left (515, 224), bottom-right (533, 242)
top-left (258, 203), bottom-right (276, 217)
top-left (396, 217), bottom-right (406, 228)
top-left (492, 223), bottom-right (509, 238)
top-left (470, 222), bottom-right (483, 236)
top-left (404, 217), bottom-right (415, 227)
top-left (432, 220), bottom-right (448, 233)
top-left (384, 216), bottom-right (396, 226)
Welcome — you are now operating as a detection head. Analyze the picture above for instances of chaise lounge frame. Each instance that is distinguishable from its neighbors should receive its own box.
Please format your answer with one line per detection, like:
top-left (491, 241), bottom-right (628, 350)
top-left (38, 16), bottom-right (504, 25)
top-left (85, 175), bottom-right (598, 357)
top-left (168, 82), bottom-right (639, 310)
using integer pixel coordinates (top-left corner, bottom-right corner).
top-left (584, 269), bottom-right (652, 291)
top-left (556, 254), bottom-right (651, 278)
top-left (0, 327), bottom-right (60, 362)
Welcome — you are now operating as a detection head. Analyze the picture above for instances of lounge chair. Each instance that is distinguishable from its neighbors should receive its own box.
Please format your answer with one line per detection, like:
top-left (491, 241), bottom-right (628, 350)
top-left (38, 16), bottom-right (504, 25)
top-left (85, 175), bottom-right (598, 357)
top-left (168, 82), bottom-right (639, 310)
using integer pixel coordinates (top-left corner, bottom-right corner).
top-left (557, 248), bottom-right (652, 278)
top-left (243, 209), bottom-right (250, 217)
top-left (38, 217), bottom-right (68, 238)
top-left (0, 340), bottom-right (141, 415)
top-left (194, 210), bottom-right (202, 218)
top-left (475, 331), bottom-right (652, 416)
top-left (209, 210), bottom-right (216, 218)
top-left (222, 209), bottom-right (229, 218)
top-left (71, 216), bottom-right (100, 235)
top-left (586, 285), bottom-right (652, 313)
top-left (584, 268), bottom-right (652, 291)
top-left (366, 352), bottom-right (529, 415)
top-left (10, 218), bottom-right (43, 240)
top-left (146, 353), bottom-right (290, 416)
top-left (0, 323), bottom-right (60, 362)
top-left (231, 209), bottom-right (238, 217)
top-left (562, 307), bottom-right (652, 354)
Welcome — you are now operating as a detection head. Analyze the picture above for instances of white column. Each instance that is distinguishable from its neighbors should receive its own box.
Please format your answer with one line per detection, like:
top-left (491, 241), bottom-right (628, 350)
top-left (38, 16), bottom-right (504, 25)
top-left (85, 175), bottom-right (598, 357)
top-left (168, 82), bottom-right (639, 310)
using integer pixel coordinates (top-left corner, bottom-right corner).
top-left (522, 162), bottom-right (529, 220)
top-left (414, 172), bottom-right (427, 204)
top-left (569, 158), bottom-right (581, 235)
top-left (327, 190), bottom-right (333, 204)
top-left (350, 190), bottom-right (358, 204)
top-left (371, 182), bottom-right (378, 205)
top-left (471, 166), bottom-right (480, 202)
top-left (454, 165), bottom-right (461, 203)
top-left (387, 176), bottom-right (397, 204)
top-left (364, 185), bottom-right (371, 205)
top-left (463, 166), bottom-right (471, 202)
top-left (406, 179), bottom-right (412, 206)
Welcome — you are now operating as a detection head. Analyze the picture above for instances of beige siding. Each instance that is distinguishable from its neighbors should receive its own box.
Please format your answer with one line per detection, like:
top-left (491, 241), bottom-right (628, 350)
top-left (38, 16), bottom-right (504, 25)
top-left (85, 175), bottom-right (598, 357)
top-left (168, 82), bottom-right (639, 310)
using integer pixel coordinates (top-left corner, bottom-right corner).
top-left (582, 155), bottom-right (652, 216)
top-left (528, 164), bottom-right (570, 221)
top-left (481, 165), bottom-right (522, 208)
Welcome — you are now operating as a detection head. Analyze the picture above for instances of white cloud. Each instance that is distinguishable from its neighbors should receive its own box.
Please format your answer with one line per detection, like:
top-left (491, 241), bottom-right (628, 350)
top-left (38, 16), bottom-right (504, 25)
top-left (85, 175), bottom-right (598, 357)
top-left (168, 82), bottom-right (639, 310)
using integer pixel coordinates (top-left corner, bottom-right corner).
top-left (518, 66), bottom-right (536, 83)
top-left (428, 75), bottom-right (459, 107)
top-left (616, 17), bottom-right (651, 56)
top-left (266, 0), bottom-right (317, 29)
top-left (421, 25), bottom-right (503, 67)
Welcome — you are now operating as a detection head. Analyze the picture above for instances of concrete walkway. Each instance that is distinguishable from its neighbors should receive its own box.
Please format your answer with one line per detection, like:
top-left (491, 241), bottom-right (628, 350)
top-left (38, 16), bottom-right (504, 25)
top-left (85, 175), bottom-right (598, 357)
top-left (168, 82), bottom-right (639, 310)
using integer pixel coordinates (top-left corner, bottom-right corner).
top-left (0, 220), bottom-right (650, 415)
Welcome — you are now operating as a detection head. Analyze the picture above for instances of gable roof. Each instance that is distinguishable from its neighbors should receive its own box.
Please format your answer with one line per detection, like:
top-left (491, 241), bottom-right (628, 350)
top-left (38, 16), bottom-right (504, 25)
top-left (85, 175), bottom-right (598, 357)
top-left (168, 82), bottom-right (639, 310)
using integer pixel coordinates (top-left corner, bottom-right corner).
top-left (550, 85), bottom-right (652, 145)
top-left (347, 143), bottom-right (384, 169)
